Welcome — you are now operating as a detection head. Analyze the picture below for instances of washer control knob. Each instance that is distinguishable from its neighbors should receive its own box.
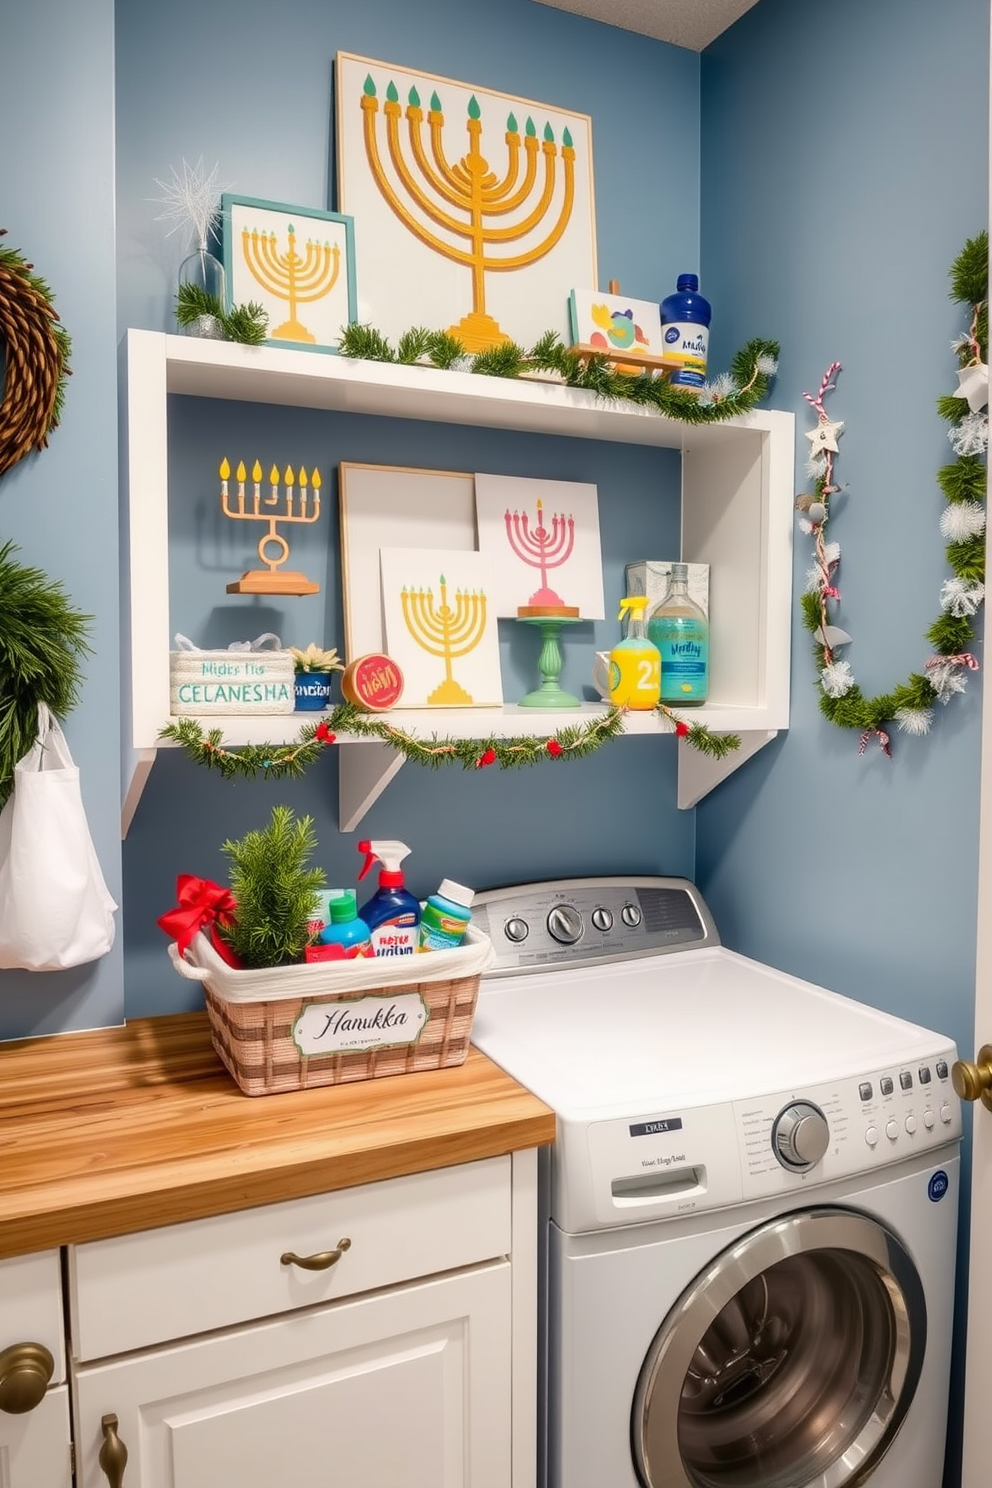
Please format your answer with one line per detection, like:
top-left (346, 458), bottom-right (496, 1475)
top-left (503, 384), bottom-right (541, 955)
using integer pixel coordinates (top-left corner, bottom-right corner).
top-left (591, 907), bottom-right (614, 933)
top-left (620, 902), bottom-right (642, 929)
top-left (886, 1119), bottom-right (899, 1141)
top-left (547, 904), bottom-right (583, 945)
top-left (504, 917), bottom-right (529, 944)
top-left (905, 1114), bottom-right (918, 1135)
top-left (773, 1101), bottom-right (830, 1170)
top-left (940, 1103), bottom-right (953, 1124)
top-left (924, 1109), bottom-right (936, 1129)
top-left (865, 1126), bottom-right (879, 1148)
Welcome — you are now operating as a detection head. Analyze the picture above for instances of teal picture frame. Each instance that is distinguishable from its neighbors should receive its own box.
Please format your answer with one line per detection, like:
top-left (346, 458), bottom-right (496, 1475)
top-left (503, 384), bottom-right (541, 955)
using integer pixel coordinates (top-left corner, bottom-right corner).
top-left (222, 192), bottom-right (357, 355)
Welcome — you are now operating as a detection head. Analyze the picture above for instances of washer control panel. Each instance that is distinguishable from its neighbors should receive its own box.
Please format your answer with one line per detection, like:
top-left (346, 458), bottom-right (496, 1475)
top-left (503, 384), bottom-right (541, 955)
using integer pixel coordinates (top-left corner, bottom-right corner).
top-left (474, 877), bottom-right (719, 975)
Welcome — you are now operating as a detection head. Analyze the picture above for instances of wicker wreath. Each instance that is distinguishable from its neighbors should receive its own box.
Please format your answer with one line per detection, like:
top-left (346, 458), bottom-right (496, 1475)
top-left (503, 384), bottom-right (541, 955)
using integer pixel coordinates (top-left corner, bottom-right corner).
top-left (0, 229), bottom-right (72, 481)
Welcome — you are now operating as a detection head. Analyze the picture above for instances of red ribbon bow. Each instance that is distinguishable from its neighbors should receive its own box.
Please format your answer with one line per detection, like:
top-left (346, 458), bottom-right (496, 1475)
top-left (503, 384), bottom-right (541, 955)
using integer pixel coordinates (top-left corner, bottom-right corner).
top-left (157, 875), bottom-right (237, 954)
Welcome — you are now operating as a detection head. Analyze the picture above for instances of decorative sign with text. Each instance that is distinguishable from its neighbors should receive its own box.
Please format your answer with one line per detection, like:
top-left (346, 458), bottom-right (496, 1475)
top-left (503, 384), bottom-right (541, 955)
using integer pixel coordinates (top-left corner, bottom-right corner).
top-left (293, 993), bottom-right (428, 1056)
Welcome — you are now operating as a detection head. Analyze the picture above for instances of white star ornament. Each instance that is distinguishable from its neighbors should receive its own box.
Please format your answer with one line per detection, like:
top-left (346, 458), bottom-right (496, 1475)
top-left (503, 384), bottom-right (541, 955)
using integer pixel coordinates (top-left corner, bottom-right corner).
top-left (805, 418), bottom-right (844, 454)
top-left (953, 363), bottom-right (989, 414)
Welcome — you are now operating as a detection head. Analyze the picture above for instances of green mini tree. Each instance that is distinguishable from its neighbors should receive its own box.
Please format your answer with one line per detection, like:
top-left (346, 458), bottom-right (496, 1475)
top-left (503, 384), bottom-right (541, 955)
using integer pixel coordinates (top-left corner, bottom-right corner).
top-left (218, 805), bottom-right (327, 968)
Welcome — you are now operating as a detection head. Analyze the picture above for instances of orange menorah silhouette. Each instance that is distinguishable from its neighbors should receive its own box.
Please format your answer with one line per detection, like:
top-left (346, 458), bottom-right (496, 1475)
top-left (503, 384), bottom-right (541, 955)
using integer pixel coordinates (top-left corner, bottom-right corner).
top-left (401, 575), bottom-right (487, 705)
top-left (361, 75), bottom-right (576, 351)
top-left (241, 224), bottom-right (340, 343)
top-left (219, 457), bottom-right (322, 595)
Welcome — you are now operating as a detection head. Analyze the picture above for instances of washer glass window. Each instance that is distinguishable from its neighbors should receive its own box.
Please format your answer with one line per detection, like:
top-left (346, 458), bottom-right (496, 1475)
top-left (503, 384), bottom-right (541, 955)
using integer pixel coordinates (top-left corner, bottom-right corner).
top-left (632, 1208), bottom-right (926, 1488)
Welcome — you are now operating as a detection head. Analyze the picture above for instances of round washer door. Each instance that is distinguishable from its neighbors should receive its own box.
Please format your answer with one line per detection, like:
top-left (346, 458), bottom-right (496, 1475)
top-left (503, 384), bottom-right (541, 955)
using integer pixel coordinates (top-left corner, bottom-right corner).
top-left (632, 1206), bottom-right (926, 1488)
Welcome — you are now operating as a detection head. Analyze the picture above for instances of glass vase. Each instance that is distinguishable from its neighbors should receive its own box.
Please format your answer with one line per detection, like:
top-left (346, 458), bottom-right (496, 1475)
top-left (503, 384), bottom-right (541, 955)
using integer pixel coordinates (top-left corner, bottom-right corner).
top-left (177, 247), bottom-right (226, 338)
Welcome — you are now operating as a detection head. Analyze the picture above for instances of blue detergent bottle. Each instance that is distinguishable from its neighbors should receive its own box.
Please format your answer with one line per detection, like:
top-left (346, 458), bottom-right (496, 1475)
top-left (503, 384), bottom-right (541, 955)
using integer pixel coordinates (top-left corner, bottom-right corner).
top-left (661, 273), bottom-right (711, 388)
top-left (317, 890), bottom-right (373, 959)
top-left (357, 840), bottom-right (421, 957)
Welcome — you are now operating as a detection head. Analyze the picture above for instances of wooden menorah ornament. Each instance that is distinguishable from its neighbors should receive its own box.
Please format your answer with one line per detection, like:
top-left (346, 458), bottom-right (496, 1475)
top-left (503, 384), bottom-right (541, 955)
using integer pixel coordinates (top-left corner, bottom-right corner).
top-left (219, 458), bottom-right (322, 596)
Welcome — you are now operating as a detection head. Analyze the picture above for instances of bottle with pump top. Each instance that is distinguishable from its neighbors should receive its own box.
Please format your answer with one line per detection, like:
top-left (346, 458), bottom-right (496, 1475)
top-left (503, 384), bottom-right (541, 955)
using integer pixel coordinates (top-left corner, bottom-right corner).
top-left (607, 596), bottom-right (660, 710)
top-left (660, 273), bottom-right (711, 388)
top-left (419, 880), bottom-right (474, 951)
top-left (647, 563), bottom-right (709, 705)
top-left (356, 840), bottom-right (421, 957)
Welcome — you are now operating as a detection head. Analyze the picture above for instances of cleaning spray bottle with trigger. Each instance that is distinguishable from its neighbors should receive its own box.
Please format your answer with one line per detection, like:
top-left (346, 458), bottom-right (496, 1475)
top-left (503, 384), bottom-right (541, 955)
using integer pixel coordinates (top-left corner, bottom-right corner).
top-left (357, 840), bottom-right (421, 957)
top-left (608, 596), bottom-right (661, 709)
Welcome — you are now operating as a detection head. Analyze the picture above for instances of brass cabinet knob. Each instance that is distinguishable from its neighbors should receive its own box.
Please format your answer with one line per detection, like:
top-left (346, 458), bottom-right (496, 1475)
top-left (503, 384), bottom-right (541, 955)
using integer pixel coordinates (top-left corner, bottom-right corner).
top-left (0, 1341), bottom-right (55, 1414)
top-left (280, 1236), bottom-right (352, 1271)
top-left (952, 1045), bottom-right (992, 1111)
top-left (99, 1413), bottom-right (128, 1487)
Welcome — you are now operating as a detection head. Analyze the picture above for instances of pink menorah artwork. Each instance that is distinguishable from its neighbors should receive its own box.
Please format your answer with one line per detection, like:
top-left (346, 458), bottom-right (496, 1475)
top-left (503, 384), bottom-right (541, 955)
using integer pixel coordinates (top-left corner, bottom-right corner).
top-left (504, 498), bottom-right (577, 613)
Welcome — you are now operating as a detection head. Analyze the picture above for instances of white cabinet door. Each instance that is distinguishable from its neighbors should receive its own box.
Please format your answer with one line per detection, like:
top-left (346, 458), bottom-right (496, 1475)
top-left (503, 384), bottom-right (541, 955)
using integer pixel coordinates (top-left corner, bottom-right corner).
top-left (74, 1261), bottom-right (511, 1488)
top-left (0, 1386), bottom-right (72, 1488)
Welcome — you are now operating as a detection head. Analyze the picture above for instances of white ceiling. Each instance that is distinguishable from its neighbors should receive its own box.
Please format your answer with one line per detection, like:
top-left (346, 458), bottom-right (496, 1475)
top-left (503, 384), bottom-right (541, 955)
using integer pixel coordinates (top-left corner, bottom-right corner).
top-left (529, 0), bottom-right (760, 52)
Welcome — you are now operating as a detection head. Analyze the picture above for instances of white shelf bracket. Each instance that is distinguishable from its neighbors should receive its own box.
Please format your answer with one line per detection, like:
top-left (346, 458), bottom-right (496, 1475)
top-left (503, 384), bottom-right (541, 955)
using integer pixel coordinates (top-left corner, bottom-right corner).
top-left (339, 742), bottom-right (407, 833)
top-left (122, 748), bottom-right (157, 839)
top-left (677, 730), bottom-right (778, 811)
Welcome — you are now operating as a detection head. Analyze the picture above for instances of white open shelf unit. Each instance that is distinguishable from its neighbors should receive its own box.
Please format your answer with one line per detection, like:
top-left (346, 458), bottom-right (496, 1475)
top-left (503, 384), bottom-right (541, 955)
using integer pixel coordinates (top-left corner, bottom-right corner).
top-left (120, 329), bottom-right (795, 834)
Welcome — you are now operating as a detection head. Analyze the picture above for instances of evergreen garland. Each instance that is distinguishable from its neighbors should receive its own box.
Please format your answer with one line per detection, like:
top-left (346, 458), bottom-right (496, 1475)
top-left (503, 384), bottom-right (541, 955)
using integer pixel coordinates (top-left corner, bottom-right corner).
top-left (160, 702), bottom-right (740, 784)
top-left (797, 232), bottom-right (988, 753)
top-left (339, 322), bottom-right (780, 426)
top-left (175, 283), bottom-right (268, 345)
top-left (0, 541), bottom-right (92, 804)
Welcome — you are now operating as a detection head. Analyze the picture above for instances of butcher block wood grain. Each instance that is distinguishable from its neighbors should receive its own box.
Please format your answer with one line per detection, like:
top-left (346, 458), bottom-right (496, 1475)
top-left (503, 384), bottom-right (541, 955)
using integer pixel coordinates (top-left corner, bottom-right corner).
top-left (0, 1013), bottom-right (554, 1259)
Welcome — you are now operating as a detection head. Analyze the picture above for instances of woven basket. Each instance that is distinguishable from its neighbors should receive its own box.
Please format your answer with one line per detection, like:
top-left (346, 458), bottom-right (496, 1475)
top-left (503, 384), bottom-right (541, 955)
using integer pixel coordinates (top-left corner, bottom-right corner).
top-left (169, 633), bottom-right (294, 717)
top-left (169, 928), bottom-right (494, 1097)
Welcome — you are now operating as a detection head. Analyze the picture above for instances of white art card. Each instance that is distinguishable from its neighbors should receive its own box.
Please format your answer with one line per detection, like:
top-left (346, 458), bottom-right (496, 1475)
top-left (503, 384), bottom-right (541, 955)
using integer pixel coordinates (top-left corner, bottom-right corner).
top-left (474, 473), bottom-right (605, 618)
top-left (379, 548), bottom-right (503, 709)
top-left (568, 288), bottom-right (665, 361)
top-left (335, 52), bottom-right (597, 351)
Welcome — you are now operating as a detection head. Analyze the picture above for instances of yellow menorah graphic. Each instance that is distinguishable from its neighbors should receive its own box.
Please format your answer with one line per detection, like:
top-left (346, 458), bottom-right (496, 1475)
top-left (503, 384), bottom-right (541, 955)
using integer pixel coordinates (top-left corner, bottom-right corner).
top-left (219, 457), bottom-right (322, 595)
top-left (361, 75), bottom-right (576, 351)
top-left (241, 224), bottom-right (340, 344)
top-left (401, 574), bottom-right (487, 705)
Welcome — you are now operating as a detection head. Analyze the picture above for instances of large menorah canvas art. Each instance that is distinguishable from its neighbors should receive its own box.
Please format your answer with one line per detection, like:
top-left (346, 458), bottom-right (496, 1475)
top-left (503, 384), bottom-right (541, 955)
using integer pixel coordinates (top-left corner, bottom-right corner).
top-left (222, 194), bottom-right (357, 353)
top-left (335, 52), bottom-right (597, 351)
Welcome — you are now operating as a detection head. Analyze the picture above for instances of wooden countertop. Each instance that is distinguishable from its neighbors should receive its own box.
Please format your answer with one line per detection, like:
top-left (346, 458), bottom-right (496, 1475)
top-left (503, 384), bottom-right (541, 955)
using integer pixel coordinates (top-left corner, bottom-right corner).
top-left (0, 1013), bottom-right (555, 1259)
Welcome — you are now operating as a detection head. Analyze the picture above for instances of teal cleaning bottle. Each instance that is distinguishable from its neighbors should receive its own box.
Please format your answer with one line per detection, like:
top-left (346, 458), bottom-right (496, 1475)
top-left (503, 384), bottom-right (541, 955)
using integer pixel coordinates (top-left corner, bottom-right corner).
top-left (357, 840), bottom-right (421, 957)
top-left (317, 890), bottom-right (373, 959)
top-left (661, 273), bottom-right (711, 388)
top-left (418, 880), bottom-right (474, 951)
top-left (647, 562), bottom-right (709, 705)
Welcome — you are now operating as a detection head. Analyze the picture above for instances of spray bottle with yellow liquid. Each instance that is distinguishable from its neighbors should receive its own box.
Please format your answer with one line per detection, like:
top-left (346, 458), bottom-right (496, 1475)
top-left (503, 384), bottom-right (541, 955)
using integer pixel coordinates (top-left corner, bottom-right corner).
top-left (607, 595), bottom-right (661, 709)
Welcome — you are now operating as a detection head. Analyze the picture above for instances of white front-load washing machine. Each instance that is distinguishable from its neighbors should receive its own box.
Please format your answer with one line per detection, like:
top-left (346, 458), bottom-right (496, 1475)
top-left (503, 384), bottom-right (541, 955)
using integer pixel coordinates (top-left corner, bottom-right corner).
top-left (471, 877), bottom-right (962, 1488)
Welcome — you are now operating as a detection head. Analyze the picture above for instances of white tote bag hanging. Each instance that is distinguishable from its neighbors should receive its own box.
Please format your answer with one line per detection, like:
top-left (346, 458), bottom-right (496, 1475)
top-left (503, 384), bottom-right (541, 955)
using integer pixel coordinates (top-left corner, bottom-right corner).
top-left (0, 703), bottom-right (117, 971)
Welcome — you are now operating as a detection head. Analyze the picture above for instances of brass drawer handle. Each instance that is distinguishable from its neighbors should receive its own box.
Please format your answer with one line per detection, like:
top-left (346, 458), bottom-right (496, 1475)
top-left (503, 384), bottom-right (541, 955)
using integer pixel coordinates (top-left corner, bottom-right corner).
top-left (280, 1236), bottom-right (352, 1271)
top-left (0, 1341), bottom-right (54, 1414)
top-left (99, 1413), bottom-right (128, 1487)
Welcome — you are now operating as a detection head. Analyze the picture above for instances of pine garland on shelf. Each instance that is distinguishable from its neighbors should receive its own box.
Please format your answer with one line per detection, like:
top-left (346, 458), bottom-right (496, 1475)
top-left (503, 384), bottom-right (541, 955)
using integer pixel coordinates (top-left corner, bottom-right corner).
top-left (160, 703), bottom-right (740, 783)
top-left (338, 322), bottom-right (780, 426)
top-left (797, 232), bottom-right (988, 755)
top-left (175, 283), bottom-right (268, 344)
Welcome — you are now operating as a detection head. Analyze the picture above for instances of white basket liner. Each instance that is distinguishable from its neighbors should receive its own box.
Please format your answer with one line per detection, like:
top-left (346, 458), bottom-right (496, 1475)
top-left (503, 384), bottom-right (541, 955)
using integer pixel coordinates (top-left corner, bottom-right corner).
top-left (169, 924), bottom-right (495, 1005)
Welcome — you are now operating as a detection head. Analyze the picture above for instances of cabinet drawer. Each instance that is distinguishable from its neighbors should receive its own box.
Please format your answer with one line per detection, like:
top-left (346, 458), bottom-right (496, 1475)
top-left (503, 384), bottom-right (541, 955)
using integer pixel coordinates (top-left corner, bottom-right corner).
top-left (0, 1251), bottom-right (65, 1385)
top-left (68, 1155), bottom-right (510, 1360)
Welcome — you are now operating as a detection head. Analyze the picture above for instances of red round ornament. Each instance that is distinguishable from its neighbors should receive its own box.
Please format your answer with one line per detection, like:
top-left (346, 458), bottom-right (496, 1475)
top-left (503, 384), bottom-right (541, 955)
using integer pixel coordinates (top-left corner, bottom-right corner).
top-left (340, 653), bottom-right (404, 711)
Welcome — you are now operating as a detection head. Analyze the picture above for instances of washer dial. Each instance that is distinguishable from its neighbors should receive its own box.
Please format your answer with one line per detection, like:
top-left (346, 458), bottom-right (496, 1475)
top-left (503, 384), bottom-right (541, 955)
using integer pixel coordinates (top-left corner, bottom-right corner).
top-left (547, 904), bottom-right (583, 945)
top-left (772, 1100), bottom-right (830, 1170)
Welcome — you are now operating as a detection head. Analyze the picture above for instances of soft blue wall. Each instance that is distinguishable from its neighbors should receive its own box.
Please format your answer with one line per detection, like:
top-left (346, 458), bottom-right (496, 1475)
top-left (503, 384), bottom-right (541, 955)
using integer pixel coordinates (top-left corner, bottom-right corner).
top-left (0, 0), bottom-right (125, 1038)
top-left (698, 2), bottom-right (988, 1481)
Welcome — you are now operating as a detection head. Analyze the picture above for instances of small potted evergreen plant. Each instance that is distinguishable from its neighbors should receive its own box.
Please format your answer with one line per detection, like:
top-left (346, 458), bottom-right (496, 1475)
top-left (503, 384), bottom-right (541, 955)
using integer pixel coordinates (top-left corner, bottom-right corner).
top-left (216, 805), bottom-right (326, 969)
top-left (289, 643), bottom-right (345, 712)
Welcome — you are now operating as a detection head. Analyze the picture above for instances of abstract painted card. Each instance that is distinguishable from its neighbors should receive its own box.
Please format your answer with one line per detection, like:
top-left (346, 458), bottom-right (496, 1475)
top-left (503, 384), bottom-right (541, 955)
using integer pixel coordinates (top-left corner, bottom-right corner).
top-left (222, 194), bottom-right (356, 353)
top-left (474, 473), bottom-right (605, 618)
top-left (568, 288), bottom-right (665, 363)
top-left (335, 52), bottom-right (596, 352)
top-left (379, 547), bottom-right (503, 708)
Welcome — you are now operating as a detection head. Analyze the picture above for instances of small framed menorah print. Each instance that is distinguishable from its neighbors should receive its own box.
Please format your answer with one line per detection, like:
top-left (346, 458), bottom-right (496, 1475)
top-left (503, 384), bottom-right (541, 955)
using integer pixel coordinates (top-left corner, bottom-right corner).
top-left (379, 548), bottom-right (504, 709)
top-left (335, 53), bottom-right (597, 352)
top-left (222, 194), bottom-right (357, 354)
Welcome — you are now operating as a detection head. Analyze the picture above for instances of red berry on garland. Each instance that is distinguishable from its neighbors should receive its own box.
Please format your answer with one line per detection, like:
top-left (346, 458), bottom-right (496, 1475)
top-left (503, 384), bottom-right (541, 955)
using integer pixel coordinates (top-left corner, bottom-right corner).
top-left (475, 747), bottom-right (497, 768)
top-left (546, 739), bottom-right (563, 757)
top-left (675, 721), bottom-right (691, 738)
top-left (315, 722), bottom-right (336, 744)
